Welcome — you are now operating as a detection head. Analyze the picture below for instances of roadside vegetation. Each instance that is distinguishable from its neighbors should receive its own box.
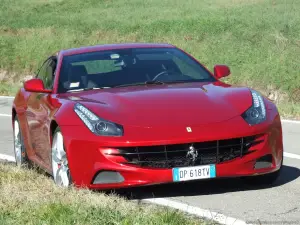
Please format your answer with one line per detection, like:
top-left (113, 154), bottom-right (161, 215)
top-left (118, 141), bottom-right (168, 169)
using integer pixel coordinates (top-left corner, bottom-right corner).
top-left (0, 0), bottom-right (299, 118)
top-left (0, 162), bottom-right (216, 225)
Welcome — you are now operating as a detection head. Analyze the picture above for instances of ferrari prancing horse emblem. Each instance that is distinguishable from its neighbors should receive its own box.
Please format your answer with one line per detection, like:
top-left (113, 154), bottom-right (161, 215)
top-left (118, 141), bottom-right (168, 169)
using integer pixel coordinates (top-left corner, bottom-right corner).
top-left (186, 127), bottom-right (192, 132)
top-left (186, 145), bottom-right (198, 162)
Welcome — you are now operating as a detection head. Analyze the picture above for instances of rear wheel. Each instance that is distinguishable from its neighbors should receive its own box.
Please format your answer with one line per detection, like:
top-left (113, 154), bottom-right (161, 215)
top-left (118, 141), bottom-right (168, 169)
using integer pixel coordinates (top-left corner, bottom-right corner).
top-left (13, 116), bottom-right (28, 167)
top-left (51, 127), bottom-right (72, 187)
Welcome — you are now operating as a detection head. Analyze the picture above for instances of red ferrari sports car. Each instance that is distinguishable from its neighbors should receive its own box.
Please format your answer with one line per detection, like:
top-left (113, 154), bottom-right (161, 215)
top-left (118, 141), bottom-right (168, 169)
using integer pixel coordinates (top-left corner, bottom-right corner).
top-left (12, 43), bottom-right (283, 189)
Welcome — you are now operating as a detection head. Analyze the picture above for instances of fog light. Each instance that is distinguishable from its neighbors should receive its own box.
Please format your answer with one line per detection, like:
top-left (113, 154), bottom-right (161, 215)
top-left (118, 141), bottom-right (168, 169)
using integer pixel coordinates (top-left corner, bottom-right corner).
top-left (254, 154), bottom-right (273, 169)
top-left (92, 171), bottom-right (124, 184)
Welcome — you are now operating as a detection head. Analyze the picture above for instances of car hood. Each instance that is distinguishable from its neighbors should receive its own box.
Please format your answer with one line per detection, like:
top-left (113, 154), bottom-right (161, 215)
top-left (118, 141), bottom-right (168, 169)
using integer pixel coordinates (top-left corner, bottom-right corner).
top-left (60, 82), bottom-right (252, 127)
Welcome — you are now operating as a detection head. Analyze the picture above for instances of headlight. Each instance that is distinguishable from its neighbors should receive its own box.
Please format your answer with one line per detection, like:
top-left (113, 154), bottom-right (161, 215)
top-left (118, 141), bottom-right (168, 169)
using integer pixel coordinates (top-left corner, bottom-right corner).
top-left (241, 89), bottom-right (266, 125)
top-left (74, 103), bottom-right (123, 136)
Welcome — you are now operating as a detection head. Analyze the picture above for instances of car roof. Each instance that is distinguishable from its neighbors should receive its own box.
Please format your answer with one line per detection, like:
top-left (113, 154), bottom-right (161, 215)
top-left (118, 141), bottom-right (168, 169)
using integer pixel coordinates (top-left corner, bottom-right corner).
top-left (59, 43), bottom-right (176, 57)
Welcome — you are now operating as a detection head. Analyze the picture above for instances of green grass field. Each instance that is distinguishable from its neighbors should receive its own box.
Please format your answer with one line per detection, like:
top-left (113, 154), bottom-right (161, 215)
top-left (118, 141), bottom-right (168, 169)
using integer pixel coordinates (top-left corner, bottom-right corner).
top-left (0, 0), bottom-right (299, 118)
top-left (0, 163), bottom-right (216, 225)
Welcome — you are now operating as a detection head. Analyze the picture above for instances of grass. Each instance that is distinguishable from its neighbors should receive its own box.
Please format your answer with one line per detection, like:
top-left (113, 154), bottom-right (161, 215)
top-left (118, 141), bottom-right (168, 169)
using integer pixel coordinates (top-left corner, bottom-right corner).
top-left (0, 162), bottom-right (217, 225)
top-left (0, 0), bottom-right (299, 117)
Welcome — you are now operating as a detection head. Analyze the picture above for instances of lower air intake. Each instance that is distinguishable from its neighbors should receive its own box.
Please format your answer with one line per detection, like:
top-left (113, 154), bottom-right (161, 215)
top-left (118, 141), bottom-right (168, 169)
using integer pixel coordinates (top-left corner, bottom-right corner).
top-left (92, 171), bottom-right (124, 184)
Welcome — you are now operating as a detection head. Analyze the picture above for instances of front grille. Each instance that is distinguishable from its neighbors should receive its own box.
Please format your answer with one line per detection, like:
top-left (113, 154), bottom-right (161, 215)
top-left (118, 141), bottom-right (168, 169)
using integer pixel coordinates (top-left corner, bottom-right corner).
top-left (113, 135), bottom-right (263, 169)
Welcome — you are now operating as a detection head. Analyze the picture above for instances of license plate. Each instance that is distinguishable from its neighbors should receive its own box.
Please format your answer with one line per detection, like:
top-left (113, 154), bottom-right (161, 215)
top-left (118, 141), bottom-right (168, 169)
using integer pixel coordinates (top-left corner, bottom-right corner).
top-left (172, 164), bottom-right (216, 182)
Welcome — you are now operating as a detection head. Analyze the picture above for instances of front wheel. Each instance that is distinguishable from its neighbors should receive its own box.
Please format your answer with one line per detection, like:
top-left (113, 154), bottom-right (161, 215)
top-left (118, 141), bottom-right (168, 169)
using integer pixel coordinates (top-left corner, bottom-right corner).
top-left (51, 127), bottom-right (72, 187)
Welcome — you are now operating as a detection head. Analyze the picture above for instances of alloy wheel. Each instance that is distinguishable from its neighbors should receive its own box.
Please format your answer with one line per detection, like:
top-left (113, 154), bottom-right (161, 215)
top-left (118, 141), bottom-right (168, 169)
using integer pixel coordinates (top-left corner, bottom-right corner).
top-left (13, 118), bottom-right (26, 166)
top-left (51, 129), bottom-right (71, 187)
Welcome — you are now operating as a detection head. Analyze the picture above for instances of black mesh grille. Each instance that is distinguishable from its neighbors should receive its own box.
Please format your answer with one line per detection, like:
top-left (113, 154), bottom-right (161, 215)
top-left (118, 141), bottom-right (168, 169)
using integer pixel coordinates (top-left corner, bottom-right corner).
top-left (112, 135), bottom-right (263, 169)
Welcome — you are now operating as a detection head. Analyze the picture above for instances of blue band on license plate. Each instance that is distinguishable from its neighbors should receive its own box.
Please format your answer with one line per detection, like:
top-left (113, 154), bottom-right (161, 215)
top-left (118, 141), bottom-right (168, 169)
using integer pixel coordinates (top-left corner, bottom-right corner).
top-left (172, 164), bottom-right (216, 182)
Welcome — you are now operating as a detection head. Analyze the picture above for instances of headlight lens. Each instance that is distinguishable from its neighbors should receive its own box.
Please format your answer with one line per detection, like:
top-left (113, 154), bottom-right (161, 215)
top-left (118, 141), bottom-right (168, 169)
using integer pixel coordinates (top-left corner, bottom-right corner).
top-left (74, 103), bottom-right (123, 136)
top-left (241, 90), bottom-right (266, 125)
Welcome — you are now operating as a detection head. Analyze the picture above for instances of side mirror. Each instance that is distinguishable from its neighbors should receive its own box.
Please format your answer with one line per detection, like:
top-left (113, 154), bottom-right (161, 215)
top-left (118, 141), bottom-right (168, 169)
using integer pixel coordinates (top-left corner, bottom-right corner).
top-left (213, 65), bottom-right (231, 79)
top-left (24, 78), bottom-right (52, 93)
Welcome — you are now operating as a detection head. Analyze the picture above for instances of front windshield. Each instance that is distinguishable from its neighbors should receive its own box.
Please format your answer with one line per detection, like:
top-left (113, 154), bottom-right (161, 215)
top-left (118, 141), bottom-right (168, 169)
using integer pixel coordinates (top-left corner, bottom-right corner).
top-left (58, 47), bottom-right (216, 93)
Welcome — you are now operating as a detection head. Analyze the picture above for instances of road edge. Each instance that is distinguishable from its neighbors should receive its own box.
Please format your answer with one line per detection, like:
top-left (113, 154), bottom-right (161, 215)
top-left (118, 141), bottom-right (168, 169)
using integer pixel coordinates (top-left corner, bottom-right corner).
top-left (143, 198), bottom-right (251, 225)
top-left (0, 153), bottom-right (16, 162)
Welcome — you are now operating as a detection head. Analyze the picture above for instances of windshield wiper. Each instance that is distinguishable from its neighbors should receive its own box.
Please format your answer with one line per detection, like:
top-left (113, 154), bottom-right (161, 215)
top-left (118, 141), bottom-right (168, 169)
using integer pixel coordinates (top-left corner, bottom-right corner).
top-left (113, 80), bottom-right (165, 88)
top-left (67, 80), bottom-right (197, 91)
top-left (145, 80), bottom-right (165, 85)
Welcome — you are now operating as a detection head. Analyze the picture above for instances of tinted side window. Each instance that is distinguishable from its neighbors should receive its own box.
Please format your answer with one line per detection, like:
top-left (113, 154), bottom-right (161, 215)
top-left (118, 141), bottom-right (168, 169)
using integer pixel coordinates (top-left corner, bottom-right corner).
top-left (37, 59), bottom-right (56, 89)
top-left (172, 56), bottom-right (201, 79)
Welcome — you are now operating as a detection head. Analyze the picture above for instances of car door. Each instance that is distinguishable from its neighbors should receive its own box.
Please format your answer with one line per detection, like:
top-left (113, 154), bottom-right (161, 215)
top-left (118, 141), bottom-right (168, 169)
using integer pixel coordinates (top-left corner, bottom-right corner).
top-left (26, 57), bottom-right (57, 171)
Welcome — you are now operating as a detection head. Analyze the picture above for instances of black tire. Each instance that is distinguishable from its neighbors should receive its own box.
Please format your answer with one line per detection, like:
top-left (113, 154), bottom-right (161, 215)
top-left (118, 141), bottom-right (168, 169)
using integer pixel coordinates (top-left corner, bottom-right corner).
top-left (245, 168), bottom-right (281, 186)
top-left (13, 115), bottom-right (29, 167)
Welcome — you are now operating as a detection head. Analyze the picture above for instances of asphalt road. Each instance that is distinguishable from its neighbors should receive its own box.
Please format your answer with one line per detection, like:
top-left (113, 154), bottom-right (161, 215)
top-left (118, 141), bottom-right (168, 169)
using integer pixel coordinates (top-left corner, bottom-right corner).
top-left (1, 97), bottom-right (300, 225)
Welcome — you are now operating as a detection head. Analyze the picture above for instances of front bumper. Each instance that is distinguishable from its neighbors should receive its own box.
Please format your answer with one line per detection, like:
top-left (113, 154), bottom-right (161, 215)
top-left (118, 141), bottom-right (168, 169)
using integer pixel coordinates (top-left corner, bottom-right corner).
top-left (60, 112), bottom-right (283, 190)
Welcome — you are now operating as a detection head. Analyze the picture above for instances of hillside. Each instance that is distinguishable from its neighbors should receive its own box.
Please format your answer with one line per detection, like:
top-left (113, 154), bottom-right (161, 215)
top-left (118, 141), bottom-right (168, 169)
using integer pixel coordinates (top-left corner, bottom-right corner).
top-left (0, 0), bottom-right (299, 117)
